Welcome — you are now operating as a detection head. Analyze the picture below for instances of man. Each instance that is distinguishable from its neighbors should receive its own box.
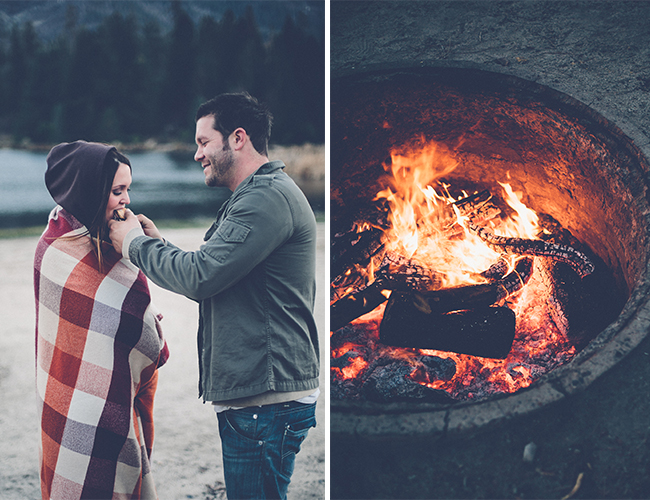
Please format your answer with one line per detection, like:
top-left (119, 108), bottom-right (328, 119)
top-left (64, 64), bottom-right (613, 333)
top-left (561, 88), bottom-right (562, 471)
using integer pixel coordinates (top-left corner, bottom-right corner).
top-left (109, 92), bottom-right (320, 500)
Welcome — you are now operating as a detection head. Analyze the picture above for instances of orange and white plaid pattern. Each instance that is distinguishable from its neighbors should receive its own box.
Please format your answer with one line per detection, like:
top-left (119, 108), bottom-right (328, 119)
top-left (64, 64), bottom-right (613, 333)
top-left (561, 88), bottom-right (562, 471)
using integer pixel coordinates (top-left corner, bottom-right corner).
top-left (34, 206), bottom-right (168, 500)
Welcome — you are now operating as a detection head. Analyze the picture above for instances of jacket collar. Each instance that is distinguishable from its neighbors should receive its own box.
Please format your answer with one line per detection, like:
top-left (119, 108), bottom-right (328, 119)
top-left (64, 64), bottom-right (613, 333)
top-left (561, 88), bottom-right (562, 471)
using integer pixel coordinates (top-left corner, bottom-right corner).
top-left (248, 160), bottom-right (285, 183)
top-left (229, 160), bottom-right (285, 197)
top-left (205, 161), bottom-right (286, 241)
top-left (255, 160), bottom-right (285, 175)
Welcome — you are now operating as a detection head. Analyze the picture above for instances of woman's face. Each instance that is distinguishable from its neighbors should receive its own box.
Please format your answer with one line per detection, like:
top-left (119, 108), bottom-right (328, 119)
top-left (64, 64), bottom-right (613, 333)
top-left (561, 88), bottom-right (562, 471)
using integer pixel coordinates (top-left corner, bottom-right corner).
top-left (105, 163), bottom-right (132, 222)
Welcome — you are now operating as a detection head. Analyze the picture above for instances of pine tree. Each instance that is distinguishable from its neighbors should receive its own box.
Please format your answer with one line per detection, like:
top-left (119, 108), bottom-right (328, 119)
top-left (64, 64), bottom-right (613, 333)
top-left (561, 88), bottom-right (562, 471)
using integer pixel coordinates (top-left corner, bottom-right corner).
top-left (0, 2), bottom-right (324, 146)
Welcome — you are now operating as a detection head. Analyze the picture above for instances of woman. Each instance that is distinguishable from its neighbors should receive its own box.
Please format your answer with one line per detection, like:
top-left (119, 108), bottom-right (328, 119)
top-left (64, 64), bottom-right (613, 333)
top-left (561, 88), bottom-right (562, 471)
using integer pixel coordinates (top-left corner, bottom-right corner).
top-left (34, 141), bottom-right (169, 499)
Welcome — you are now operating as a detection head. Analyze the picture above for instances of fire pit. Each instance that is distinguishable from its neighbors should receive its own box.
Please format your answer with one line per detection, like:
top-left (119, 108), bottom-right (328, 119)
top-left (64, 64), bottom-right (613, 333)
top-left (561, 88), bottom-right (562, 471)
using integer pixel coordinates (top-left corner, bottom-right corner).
top-left (330, 65), bottom-right (650, 435)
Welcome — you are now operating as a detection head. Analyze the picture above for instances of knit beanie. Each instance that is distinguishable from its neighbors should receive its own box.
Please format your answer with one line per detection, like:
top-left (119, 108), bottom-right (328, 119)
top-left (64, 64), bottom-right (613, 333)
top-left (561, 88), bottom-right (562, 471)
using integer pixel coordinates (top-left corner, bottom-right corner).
top-left (45, 141), bottom-right (117, 228)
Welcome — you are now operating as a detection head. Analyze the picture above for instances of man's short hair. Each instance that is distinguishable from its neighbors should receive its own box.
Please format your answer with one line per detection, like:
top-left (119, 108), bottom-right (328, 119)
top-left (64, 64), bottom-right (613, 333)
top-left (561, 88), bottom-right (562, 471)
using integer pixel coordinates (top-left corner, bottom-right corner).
top-left (196, 92), bottom-right (273, 156)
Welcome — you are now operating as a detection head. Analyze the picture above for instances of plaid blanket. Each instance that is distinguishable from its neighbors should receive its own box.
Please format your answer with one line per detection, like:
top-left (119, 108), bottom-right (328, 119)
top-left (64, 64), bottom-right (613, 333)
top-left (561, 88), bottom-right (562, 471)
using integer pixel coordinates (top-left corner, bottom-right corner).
top-left (34, 207), bottom-right (169, 500)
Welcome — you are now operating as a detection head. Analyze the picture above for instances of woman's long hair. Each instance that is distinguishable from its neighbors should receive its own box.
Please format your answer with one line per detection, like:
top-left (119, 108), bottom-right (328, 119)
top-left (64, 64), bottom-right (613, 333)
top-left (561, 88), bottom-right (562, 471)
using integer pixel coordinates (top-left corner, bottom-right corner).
top-left (63, 150), bottom-right (131, 270)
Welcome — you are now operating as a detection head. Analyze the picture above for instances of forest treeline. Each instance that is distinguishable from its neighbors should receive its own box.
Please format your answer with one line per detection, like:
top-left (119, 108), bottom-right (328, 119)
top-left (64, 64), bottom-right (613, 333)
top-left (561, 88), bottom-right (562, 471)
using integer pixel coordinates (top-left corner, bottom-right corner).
top-left (0, 2), bottom-right (324, 146)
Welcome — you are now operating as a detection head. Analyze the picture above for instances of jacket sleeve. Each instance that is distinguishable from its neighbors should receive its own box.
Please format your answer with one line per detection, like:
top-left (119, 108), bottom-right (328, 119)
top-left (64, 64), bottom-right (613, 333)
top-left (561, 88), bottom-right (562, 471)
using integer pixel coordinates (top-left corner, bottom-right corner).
top-left (128, 186), bottom-right (294, 301)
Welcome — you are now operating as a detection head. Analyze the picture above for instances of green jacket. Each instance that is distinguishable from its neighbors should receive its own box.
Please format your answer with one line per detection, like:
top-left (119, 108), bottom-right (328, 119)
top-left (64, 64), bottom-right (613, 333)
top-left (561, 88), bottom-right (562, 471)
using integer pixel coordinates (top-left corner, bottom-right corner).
top-left (128, 161), bottom-right (320, 402)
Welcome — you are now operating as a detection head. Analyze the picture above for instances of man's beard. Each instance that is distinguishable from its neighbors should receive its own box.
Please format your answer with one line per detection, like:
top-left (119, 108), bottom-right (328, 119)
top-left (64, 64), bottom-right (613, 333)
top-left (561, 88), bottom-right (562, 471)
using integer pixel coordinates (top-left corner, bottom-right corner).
top-left (205, 144), bottom-right (235, 187)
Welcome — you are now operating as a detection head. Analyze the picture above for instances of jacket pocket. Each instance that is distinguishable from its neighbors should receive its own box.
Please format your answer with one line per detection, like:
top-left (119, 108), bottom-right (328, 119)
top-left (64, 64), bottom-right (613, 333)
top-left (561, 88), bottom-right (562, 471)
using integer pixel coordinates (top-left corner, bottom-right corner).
top-left (208, 218), bottom-right (252, 264)
top-left (216, 218), bottom-right (251, 243)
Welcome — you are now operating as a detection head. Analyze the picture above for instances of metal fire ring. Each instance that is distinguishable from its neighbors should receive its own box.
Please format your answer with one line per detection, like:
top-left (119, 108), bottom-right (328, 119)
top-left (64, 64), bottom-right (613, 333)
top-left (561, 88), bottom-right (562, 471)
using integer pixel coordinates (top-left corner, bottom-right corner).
top-left (330, 63), bottom-right (650, 437)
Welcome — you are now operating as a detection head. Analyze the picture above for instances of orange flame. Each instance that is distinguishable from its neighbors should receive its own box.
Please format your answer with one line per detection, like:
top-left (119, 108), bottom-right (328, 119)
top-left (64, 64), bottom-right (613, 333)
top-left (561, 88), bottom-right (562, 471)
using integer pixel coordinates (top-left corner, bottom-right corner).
top-left (374, 142), bottom-right (538, 289)
top-left (332, 139), bottom-right (577, 400)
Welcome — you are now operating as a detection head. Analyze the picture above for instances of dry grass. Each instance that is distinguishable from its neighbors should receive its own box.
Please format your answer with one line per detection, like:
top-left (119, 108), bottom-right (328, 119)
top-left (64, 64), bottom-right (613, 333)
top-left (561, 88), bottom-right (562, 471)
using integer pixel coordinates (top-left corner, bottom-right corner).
top-left (269, 143), bottom-right (325, 182)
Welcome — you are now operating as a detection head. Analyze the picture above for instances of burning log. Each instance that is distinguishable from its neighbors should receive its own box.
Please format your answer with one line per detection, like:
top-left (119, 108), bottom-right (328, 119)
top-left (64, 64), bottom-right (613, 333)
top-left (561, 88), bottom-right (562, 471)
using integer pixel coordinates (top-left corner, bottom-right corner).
top-left (430, 189), bottom-right (502, 237)
top-left (408, 283), bottom-right (500, 315)
top-left (390, 256), bottom-right (532, 317)
top-left (477, 254), bottom-right (510, 281)
top-left (380, 302), bottom-right (517, 359)
top-left (468, 221), bottom-right (595, 278)
top-left (331, 227), bottom-right (385, 278)
top-left (331, 282), bottom-right (389, 332)
top-left (331, 252), bottom-right (532, 332)
top-left (378, 258), bottom-right (532, 358)
top-left (497, 256), bottom-right (534, 298)
top-left (331, 270), bottom-right (367, 303)
top-left (441, 189), bottom-right (500, 226)
top-left (456, 189), bottom-right (502, 226)
top-left (454, 189), bottom-right (491, 211)
top-left (375, 252), bottom-right (442, 292)
top-left (332, 190), bottom-right (501, 285)
top-left (331, 252), bottom-right (443, 331)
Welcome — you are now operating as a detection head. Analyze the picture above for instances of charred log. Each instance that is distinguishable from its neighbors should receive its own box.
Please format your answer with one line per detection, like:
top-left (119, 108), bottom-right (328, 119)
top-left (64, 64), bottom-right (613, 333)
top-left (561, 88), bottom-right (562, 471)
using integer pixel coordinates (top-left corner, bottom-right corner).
top-left (468, 221), bottom-right (595, 278)
top-left (403, 257), bottom-right (533, 316)
top-left (330, 349), bottom-right (367, 370)
top-left (454, 189), bottom-right (492, 211)
top-left (330, 375), bottom-right (365, 401)
top-left (331, 227), bottom-right (385, 278)
top-left (332, 199), bottom-right (392, 236)
top-left (331, 256), bottom-right (532, 331)
top-left (408, 283), bottom-right (500, 315)
top-left (535, 256), bottom-right (620, 349)
top-left (496, 257), bottom-right (534, 299)
top-left (375, 252), bottom-right (442, 292)
top-left (476, 254), bottom-right (510, 281)
top-left (409, 354), bottom-right (457, 387)
top-left (380, 300), bottom-right (517, 359)
top-left (433, 190), bottom-right (502, 234)
top-left (330, 282), bottom-right (389, 332)
top-left (331, 253), bottom-right (443, 331)
top-left (372, 258), bottom-right (533, 358)
top-left (330, 319), bottom-right (383, 353)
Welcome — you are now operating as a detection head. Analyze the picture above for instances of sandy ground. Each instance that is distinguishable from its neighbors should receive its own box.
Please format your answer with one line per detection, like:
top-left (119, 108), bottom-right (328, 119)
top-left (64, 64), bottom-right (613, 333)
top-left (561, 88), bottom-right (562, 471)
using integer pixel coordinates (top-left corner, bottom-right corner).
top-left (0, 223), bottom-right (326, 499)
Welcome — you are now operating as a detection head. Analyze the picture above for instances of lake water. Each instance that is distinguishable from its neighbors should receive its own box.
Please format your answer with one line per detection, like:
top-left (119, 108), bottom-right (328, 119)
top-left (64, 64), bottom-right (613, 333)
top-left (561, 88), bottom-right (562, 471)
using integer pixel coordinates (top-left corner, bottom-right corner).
top-left (0, 149), bottom-right (322, 229)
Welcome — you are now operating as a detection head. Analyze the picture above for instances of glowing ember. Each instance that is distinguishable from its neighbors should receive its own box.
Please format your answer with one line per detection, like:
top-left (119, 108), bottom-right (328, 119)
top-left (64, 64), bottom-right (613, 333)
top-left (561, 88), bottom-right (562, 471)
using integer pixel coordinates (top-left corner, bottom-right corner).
top-left (331, 140), bottom-right (582, 401)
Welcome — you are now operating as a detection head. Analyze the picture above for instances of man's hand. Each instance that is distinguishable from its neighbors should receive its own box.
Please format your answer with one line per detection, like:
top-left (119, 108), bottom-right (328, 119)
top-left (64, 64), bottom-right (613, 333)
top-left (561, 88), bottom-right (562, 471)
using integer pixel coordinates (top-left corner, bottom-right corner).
top-left (108, 209), bottom-right (143, 255)
top-left (136, 213), bottom-right (163, 240)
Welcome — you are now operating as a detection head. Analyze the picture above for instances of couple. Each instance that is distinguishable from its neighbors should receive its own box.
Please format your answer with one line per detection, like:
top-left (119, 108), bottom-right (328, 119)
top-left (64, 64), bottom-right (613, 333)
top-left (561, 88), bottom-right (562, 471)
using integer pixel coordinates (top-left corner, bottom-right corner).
top-left (34, 93), bottom-right (321, 500)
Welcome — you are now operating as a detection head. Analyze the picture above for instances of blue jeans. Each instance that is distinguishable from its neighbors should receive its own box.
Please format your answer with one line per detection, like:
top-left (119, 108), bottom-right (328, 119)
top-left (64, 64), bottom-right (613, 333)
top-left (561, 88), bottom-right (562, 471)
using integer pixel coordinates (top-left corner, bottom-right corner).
top-left (217, 401), bottom-right (317, 500)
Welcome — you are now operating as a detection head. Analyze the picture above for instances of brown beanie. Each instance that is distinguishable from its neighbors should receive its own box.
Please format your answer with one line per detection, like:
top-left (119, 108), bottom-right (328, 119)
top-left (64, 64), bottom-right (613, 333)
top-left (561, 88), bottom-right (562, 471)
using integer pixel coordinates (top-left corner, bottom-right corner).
top-left (45, 141), bottom-right (117, 228)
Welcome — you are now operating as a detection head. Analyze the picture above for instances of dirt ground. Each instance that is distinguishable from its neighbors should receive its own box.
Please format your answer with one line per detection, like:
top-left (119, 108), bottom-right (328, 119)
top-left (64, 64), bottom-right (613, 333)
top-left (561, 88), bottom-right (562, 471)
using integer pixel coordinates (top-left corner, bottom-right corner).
top-left (0, 224), bottom-right (326, 499)
top-left (330, 1), bottom-right (650, 499)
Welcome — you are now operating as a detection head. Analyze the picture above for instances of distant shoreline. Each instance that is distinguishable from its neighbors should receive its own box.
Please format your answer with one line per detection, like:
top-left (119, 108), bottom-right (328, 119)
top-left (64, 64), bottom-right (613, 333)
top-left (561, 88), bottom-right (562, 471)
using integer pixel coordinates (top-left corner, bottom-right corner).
top-left (1, 142), bottom-right (325, 229)
top-left (0, 136), bottom-right (323, 156)
top-left (1, 139), bottom-right (324, 181)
